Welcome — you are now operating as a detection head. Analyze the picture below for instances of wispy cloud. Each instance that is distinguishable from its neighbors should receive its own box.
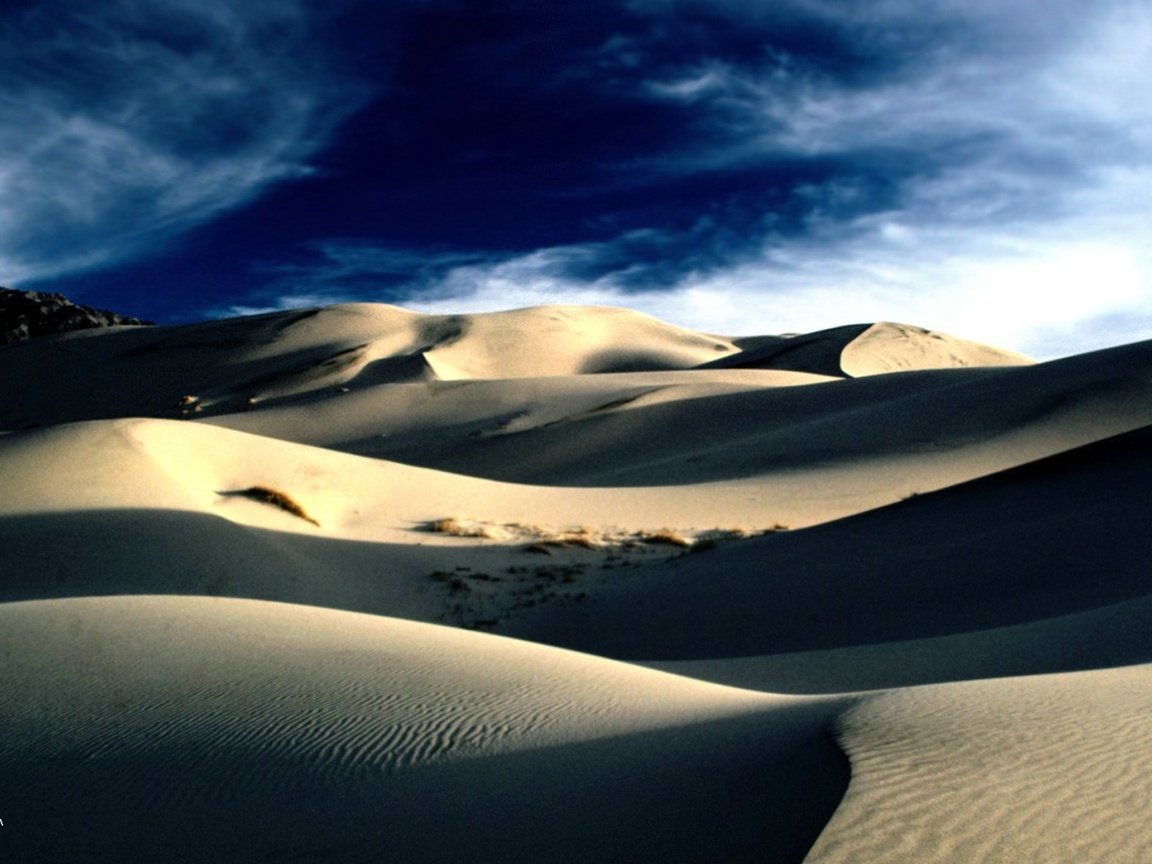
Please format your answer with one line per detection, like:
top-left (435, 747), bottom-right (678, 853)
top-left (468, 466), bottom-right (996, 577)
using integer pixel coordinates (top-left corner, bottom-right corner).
top-left (216, 240), bottom-right (499, 316)
top-left (200, 0), bottom-right (1151, 358)
top-left (0, 0), bottom-right (365, 285)
top-left (403, 0), bottom-right (1152, 357)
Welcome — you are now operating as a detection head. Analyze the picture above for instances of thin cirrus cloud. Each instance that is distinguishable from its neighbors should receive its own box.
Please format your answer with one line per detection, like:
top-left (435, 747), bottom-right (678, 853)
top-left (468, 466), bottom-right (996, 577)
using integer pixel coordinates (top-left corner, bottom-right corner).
top-left (256, 0), bottom-right (1152, 358)
top-left (224, 242), bottom-right (501, 317)
top-left (0, 0), bottom-right (365, 285)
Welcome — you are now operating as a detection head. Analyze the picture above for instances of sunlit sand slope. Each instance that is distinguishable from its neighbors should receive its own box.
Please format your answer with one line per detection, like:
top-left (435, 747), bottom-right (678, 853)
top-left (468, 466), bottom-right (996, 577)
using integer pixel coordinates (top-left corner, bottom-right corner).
top-left (703, 321), bottom-right (1030, 376)
top-left (807, 665), bottom-right (1152, 864)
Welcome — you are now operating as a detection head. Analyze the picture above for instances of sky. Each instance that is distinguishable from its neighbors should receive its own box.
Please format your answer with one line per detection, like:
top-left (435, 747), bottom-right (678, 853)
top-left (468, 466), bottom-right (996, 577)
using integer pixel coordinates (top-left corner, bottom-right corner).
top-left (3, 0), bottom-right (1151, 358)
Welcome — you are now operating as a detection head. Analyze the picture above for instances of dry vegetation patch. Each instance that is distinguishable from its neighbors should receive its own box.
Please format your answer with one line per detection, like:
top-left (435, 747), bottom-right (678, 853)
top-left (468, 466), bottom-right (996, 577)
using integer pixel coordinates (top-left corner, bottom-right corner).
top-left (425, 519), bottom-right (789, 630)
top-left (426, 518), bottom-right (511, 540)
top-left (425, 517), bottom-right (786, 551)
top-left (219, 486), bottom-right (320, 526)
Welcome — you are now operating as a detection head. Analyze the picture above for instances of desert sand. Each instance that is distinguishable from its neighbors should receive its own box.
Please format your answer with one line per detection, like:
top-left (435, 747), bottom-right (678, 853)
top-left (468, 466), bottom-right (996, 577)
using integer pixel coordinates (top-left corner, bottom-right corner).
top-left (1, 302), bottom-right (1150, 861)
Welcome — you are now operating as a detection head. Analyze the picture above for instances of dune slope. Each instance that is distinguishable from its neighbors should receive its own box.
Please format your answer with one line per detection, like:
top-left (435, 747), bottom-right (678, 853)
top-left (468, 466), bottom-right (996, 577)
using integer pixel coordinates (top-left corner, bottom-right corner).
top-left (0, 304), bottom-right (741, 427)
top-left (233, 336), bottom-right (1146, 489)
top-left (1, 300), bottom-right (1149, 863)
top-left (505, 424), bottom-right (1152, 685)
top-left (808, 665), bottom-right (1152, 863)
top-left (0, 596), bottom-right (846, 864)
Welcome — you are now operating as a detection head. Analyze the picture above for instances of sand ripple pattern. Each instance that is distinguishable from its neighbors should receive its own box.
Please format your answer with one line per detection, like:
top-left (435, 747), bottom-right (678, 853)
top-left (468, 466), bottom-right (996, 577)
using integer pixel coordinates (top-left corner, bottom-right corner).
top-left (0, 596), bottom-right (771, 812)
top-left (805, 665), bottom-right (1152, 863)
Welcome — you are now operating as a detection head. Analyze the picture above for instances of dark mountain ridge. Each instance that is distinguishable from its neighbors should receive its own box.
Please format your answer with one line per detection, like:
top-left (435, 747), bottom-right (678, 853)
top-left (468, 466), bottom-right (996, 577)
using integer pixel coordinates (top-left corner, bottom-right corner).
top-left (0, 287), bottom-right (151, 346)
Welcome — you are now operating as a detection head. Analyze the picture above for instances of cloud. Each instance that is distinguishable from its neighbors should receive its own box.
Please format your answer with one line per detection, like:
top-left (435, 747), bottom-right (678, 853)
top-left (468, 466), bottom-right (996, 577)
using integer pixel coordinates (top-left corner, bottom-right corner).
top-left (215, 241), bottom-right (496, 315)
top-left (0, 0), bottom-right (366, 285)
top-left (392, 208), bottom-right (1149, 360)
top-left (387, 153), bottom-right (1150, 359)
top-left (201, 0), bottom-right (1151, 359)
top-left (405, 0), bottom-right (1152, 357)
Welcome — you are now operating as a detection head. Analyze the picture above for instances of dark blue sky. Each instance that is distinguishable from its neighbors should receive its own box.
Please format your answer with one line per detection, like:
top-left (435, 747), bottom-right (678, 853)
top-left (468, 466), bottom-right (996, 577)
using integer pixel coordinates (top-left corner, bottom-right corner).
top-left (3, 0), bottom-right (1150, 356)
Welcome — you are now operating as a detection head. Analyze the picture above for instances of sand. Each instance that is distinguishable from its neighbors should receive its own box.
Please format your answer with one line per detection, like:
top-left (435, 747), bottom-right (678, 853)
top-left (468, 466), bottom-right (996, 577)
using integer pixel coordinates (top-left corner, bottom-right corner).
top-left (1, 303), bottom-right (1150, 861)
top-left (0, 596), bottom-right (846, 862)
top-left (807, 665), bottom-right (1152, 864)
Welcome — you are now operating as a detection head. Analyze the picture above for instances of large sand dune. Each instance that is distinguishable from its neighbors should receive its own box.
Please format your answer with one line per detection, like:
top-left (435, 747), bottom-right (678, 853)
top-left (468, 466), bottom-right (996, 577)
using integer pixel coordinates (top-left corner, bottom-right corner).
top-left (2, 301), bottom-right (1150, 861)
top-left (0, 596), bottom-right (847, 863)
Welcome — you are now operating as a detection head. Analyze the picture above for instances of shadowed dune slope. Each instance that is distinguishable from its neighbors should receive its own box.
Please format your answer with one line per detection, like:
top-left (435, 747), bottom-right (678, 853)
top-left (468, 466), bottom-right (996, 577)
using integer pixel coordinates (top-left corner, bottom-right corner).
top-left (206, 366), bottom-right (836, 470)
top-left (504, 424), bottom-right (1152, 671)
top-left (701, 324), bottom-right (872, 376)
top-left (0, 596), bottom-right (847, 864)
top-left (652, 594), bottom-right (1152, 693)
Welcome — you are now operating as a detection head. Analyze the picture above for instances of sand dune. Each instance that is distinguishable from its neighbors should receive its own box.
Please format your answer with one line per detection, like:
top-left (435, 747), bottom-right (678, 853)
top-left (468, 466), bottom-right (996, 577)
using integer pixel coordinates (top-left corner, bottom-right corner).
top-left (839, 321), bottom-right (1033, 376)
top-left (0, 304), bottom-right (741, 427)
top-left (4, 419), bottom-right (1150, 663)
top-left (1, 300), bottom-right (1149, 861)
top-left (503, 424), bottom-right (1152, 674)
top-left (0, 305), bottom-right (1032, 432)
top-left (704, 321), bottom-right (1031, 377)
top-left (808, 665), bottom-right (1152, 864)
top-left (0, 596), bottom-right (846, 863)
top-left (201, 337), bottom-right (1151, 491)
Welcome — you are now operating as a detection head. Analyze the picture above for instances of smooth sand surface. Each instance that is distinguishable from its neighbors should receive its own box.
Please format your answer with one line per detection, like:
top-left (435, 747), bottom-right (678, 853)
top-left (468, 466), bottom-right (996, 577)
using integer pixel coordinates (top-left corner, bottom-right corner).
top-left (705, 321), bottom-right (1031, 377)
top-left (505, 424), bottom-right (1152, 669)
top-left (1, 302), bottom-right (1150, 862)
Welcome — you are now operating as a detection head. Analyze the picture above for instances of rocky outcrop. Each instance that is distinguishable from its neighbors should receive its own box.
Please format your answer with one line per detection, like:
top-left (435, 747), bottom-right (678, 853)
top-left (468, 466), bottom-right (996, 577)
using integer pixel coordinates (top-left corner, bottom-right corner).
top-left (0, 287), bottom-right (152, 346)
